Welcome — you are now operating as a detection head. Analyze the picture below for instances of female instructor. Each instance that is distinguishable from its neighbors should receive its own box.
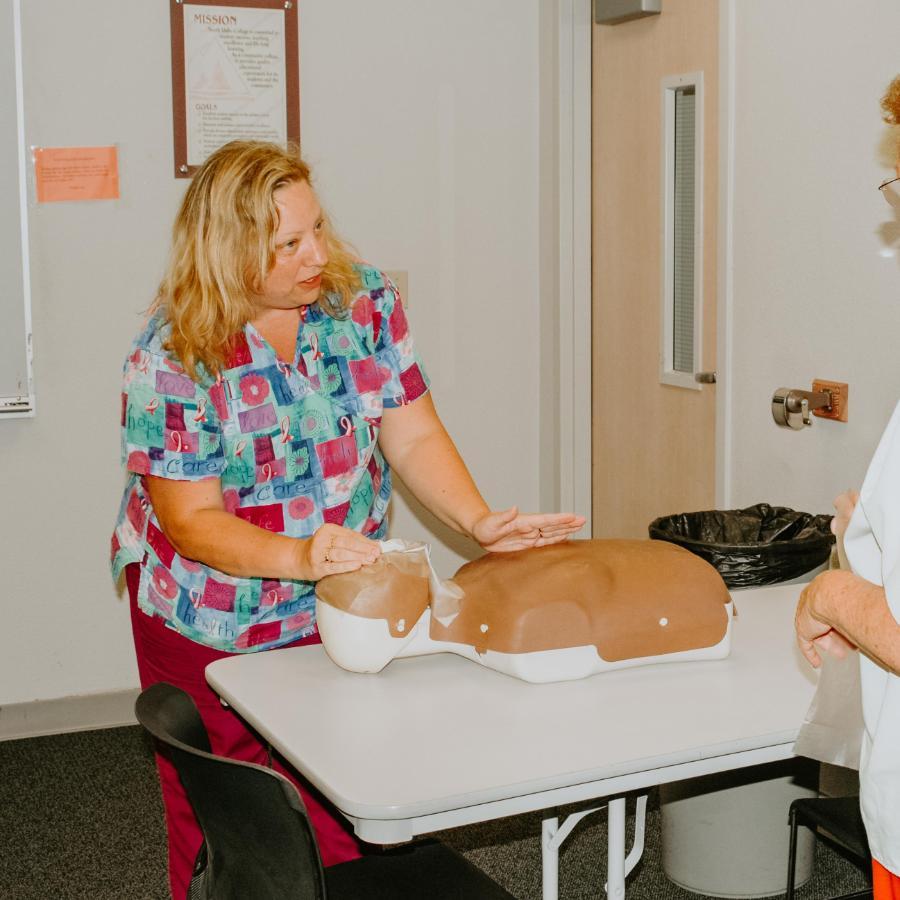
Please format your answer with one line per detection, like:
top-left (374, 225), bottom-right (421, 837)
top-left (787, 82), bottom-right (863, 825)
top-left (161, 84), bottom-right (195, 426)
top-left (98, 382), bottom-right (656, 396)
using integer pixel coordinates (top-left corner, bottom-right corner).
top-left (111, 140), bottom-right (584, 898)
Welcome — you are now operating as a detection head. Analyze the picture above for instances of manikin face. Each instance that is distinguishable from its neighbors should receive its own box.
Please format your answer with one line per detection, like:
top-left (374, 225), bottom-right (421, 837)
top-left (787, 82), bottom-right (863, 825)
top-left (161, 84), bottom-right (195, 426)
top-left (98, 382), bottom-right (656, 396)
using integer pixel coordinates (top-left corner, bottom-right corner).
top-left (257, 179), bottom-right (328, 311)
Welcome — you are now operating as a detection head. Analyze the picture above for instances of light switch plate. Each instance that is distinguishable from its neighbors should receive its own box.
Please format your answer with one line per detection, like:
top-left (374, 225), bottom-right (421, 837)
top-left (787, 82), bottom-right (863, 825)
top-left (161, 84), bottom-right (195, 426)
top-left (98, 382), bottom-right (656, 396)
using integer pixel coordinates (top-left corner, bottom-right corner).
top-left (385, 270), bottom-right (409, 307)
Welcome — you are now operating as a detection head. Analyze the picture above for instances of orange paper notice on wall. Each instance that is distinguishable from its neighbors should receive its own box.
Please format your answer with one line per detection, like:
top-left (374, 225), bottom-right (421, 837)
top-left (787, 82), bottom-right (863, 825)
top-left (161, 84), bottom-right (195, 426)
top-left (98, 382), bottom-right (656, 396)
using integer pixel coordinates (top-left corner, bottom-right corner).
top-left (33, 145), bottom-right (119, 203)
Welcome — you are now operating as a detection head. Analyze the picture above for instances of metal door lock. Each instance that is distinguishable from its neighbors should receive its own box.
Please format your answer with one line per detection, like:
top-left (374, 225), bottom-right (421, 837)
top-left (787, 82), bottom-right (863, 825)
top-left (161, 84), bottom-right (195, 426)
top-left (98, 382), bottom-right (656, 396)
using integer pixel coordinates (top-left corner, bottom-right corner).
top-left (771, 388), bottom-right (833, 430)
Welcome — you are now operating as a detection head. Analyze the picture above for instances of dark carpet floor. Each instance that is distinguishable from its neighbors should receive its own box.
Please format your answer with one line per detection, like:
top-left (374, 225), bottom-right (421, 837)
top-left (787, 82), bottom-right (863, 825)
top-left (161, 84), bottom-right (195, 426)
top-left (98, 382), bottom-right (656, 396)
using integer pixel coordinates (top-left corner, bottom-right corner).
top-left (0, 725), bottom-right (870, 899)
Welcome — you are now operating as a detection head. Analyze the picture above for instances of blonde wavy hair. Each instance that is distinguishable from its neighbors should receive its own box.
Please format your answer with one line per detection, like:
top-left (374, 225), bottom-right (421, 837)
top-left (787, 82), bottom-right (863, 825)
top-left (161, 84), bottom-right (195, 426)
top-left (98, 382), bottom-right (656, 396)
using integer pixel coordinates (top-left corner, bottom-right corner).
top-left (153, 141), bottom-right (361, 381)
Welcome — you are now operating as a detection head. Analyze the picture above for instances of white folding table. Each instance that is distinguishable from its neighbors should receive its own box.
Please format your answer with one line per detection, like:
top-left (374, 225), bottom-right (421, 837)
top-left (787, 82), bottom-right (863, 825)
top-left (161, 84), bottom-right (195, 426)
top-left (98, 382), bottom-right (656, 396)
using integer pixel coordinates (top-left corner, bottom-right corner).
top-left (206, 584), bottom-right (818, 899)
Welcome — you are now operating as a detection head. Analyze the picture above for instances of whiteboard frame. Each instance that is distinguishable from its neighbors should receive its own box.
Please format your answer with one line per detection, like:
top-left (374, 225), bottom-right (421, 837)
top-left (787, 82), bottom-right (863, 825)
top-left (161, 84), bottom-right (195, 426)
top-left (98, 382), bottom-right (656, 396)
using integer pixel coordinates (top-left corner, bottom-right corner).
top-left (2, 0), bottom-right (35, 418)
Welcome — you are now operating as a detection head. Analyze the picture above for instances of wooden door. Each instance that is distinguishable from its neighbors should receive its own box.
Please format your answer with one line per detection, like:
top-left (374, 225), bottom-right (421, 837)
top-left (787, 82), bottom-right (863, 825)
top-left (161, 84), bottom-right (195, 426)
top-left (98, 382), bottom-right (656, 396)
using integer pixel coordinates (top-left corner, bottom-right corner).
top-left (592, 0), bottom-right (719, 537)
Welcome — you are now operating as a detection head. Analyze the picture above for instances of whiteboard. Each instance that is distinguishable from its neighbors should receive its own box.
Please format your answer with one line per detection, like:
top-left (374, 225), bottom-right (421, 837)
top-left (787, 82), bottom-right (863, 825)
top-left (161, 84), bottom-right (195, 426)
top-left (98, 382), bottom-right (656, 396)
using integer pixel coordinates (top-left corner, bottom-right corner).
top-left (1, 0), bottom-right (34, 417)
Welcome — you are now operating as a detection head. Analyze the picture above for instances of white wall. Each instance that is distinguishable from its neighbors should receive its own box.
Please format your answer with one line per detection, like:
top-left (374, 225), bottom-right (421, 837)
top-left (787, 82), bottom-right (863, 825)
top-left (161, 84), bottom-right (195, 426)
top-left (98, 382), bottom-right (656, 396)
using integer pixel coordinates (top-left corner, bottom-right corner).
top-left (727, 0), bottom-right (900, 515)
top-left (0, 1), bottom-right (183, 707)
top-left (24, 0), bottom-right (897, 711)
top-left (0, 0), bottom-right (551, 706)
top-left (298, 1), bottom-right (545, 571)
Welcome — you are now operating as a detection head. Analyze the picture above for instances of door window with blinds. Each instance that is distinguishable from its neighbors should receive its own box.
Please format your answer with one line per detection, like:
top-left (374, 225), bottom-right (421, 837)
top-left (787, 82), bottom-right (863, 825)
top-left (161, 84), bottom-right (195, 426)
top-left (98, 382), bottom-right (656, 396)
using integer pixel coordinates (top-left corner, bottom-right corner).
top-left (660, 72), bottom-right (703, 389)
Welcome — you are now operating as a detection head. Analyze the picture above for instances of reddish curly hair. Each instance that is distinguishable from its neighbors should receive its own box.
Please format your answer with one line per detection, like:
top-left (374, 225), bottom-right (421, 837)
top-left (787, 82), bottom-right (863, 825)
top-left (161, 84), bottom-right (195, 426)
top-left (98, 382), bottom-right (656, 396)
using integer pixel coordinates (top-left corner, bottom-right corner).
top-left (881, 75), bottom-right (900, 125)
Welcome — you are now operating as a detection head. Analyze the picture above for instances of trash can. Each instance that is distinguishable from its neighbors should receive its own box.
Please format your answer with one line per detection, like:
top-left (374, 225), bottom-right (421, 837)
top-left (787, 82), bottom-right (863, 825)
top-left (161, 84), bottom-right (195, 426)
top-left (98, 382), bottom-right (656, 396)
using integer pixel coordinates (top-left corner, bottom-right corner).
top-left (650, 503), bottom-right (834, 898)
top-left (649, 503), bottom-right (834, 588)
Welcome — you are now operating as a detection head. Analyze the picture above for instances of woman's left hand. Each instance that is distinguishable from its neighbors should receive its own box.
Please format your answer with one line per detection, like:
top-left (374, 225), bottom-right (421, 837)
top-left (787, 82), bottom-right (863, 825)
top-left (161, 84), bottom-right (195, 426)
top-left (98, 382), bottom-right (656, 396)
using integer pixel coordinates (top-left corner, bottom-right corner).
top-left (471, 507), bottom-right (586, 552)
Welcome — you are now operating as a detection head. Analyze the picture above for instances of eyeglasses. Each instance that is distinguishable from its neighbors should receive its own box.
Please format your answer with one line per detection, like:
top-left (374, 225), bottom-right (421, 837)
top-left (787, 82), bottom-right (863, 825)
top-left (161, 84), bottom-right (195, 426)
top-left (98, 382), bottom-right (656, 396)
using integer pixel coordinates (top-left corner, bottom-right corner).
top-left (879, 175), bottom-right (900, 208)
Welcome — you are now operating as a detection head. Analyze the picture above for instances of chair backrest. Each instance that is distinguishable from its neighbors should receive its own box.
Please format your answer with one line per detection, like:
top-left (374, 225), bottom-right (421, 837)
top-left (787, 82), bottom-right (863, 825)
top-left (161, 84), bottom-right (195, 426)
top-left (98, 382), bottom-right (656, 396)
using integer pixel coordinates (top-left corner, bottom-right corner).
top-left (135, 682), bottom-right (326, 900)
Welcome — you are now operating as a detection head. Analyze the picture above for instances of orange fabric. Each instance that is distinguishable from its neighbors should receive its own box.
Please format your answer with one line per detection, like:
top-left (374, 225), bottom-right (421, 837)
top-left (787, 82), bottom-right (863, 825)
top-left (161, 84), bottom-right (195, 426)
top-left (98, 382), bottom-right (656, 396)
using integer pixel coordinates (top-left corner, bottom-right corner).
top-left (874, 859), bottom-right (900, 900)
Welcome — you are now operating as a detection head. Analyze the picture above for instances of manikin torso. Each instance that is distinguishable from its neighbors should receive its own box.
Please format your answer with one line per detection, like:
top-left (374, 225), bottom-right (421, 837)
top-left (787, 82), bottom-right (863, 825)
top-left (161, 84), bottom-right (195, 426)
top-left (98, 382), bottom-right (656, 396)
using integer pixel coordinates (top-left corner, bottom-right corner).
top-left (315, 539), bottom-right (733, 684)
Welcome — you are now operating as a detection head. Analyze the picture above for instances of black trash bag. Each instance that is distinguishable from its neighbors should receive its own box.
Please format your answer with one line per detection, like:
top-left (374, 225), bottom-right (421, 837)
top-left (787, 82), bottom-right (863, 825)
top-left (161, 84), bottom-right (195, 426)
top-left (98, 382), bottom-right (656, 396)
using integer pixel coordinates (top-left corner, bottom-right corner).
top-left (648, 502), bottom-right (835, 589)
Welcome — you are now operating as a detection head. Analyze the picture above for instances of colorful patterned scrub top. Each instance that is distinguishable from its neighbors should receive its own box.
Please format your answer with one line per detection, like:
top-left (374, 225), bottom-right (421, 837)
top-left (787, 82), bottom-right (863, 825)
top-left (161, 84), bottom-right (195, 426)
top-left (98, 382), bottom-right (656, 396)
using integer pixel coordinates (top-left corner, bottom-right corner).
top-left (111, 265), bottom-right (429, 652)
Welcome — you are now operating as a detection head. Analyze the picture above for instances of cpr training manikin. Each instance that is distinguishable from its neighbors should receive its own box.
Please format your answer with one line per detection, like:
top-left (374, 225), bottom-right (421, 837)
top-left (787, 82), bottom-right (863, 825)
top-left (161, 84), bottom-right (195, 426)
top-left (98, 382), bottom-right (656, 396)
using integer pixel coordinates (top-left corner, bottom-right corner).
top-left (315, 539), bottom-right (734, 683)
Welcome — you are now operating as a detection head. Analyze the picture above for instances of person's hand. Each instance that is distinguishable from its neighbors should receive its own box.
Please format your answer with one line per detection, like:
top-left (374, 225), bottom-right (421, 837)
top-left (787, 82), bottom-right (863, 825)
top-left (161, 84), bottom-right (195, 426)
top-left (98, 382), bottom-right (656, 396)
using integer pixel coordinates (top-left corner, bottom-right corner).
top-left (831, 489), bottom-right (860, 540)
top-left (471, 507), bottom-right (586, 552)
top-left (795, 570), bottom-right (856, 667)
top-left (298, 524), bottom-right (380, 581)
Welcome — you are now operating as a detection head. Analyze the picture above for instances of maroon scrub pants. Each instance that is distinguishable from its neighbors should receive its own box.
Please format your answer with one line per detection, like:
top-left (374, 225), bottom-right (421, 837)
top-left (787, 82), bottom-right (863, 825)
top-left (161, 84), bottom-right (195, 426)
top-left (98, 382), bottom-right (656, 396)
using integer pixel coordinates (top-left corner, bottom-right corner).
top-left (126, 564), bottom-right (362, 900)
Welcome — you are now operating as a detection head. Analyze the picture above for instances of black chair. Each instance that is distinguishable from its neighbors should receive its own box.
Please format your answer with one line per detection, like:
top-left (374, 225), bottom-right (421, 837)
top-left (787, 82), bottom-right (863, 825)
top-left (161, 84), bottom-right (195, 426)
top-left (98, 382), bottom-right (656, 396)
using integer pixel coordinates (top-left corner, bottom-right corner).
top-left (135, 682), bottom-right (514, 900)
top-left (786, 795), bottom-right (872, 900)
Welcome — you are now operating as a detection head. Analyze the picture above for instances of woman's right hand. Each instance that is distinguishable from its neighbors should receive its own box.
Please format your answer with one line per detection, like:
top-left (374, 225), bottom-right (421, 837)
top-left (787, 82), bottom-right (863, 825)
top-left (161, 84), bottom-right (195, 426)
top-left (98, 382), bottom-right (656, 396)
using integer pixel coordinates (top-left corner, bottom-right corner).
top-left (795, 571), bottom-right (857, 667)
top-left (297, 524), bottom-right (381, 581)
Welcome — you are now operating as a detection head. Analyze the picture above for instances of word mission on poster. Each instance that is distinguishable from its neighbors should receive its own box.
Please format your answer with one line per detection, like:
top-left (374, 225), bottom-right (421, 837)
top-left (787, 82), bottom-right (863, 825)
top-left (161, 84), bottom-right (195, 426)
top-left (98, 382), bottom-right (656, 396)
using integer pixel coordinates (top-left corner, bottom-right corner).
top-left (171, 1), bottom-right (300, 175)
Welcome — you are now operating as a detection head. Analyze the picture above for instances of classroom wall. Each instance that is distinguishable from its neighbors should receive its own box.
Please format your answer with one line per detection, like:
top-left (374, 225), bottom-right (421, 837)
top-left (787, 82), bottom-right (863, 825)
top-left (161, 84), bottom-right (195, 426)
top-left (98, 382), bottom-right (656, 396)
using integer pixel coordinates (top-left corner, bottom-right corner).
top-left (0, 0), bottom-right (551, 706)
top-left (726, 0), bottom-right (900, 514)
top-left (15, 0), bottom-right (898, 714)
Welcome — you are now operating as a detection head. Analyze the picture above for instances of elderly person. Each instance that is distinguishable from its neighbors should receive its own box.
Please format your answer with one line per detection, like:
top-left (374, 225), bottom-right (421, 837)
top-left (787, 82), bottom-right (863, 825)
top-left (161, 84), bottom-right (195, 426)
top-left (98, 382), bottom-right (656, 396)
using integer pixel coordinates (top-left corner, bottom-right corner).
top-left (795, 76), bottom-right (900, 899)
top-left (111, 140), bottom-right (584, 899)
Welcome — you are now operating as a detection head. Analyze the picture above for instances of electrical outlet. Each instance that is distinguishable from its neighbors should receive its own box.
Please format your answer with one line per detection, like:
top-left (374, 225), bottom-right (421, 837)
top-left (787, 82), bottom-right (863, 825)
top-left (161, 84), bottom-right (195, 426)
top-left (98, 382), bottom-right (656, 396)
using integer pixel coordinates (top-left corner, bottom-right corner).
top-left (812, 379), bottom-right (849, 422)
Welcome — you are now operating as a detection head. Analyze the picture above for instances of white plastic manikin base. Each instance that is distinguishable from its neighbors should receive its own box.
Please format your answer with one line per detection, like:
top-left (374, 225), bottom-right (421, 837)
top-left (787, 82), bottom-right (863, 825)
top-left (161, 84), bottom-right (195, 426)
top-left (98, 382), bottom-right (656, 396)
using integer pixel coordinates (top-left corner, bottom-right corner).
top-left (315, 536), bottom-right (734, 684)
top-left (315, 599), bottom-right (732, 684)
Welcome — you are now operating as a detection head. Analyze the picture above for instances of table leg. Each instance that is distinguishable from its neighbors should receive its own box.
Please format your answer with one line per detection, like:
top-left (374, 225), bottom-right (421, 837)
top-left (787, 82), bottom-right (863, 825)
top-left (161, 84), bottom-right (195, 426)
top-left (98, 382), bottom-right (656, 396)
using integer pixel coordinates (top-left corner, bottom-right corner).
top-left (542, 816), bottom-right (560, 900)
top-left (607, 797), bottom-right (626, 900)
top-left (543, 805), bottom-right (608, 900)
top-left (542, 797), bottom-right (644, 899)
